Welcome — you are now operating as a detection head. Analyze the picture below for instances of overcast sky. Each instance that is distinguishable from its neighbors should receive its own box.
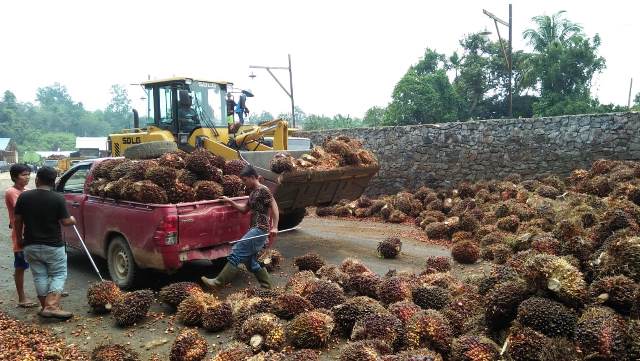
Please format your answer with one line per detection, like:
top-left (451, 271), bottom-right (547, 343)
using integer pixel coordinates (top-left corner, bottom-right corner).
top-left (1, 0), bottom-right (638, 120)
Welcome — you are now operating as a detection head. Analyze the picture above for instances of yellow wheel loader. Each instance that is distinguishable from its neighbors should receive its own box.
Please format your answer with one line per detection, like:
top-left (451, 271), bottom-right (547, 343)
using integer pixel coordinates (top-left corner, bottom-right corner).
top-left (108, 77), bottom-right (379, 229)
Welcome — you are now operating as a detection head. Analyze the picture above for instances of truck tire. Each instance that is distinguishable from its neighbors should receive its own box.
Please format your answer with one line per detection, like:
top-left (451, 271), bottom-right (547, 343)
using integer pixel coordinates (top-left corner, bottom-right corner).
top-left (107, 236), bottom-right (139, 290)
top-left (123, 141), bottom-right (178, 160)
top-left (278, 208), bottom-right (306, 230)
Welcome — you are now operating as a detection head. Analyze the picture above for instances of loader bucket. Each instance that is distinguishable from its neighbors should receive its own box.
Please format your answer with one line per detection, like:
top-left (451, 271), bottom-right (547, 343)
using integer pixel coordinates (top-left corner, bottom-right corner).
top-left (239, 150), bottom-right (379, 213)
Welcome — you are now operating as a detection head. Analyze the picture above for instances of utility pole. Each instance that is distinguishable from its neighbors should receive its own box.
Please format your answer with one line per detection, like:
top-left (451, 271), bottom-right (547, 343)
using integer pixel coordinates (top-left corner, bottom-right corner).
top-left (483, 4), bottom-right (513, 118)
top-left (628, 78), bottom-right (634, 109)
top-left (249, 54), bottom-right (296, 127)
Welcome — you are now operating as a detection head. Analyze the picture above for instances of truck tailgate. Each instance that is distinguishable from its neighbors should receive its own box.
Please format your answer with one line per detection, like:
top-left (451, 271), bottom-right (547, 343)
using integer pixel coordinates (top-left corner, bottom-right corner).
top-left (176, 199), bottom-right (251, 250)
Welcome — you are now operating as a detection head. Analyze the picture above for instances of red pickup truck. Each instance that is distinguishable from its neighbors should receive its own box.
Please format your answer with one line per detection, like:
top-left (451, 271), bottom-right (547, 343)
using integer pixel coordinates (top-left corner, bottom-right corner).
top-left (56, 159), bottom-right (258, 289)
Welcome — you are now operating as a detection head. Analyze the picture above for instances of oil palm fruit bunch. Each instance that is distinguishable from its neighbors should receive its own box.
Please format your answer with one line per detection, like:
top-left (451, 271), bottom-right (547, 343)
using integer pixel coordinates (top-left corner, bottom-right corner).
top-left (293, 253), bottom-right (326, 272)
top-left (338, 340), bottom-right (392, 361)
top-left (193, 180), bottom-right (223, 200)
top-left (128, 180), bottom-right (168, 204)
top-left (257, 249), bottom-right (283, 273)
top-left (484, 279), bottom-right (530, 330)
top-left (91, 344), bottom-right (140, 361)
top-left (202, 301), bottom-right (233, 332)
top-left (144, 166), bottom-right (177, 189)
top-left (103, 178), bottom-right (131, 200)
top-left (93, 158), bottom-right (127, 179)
top-left (108, 159), bottom-right (134, 181)
top-left (238, 313), bottom-right (286, 352)
top-left (224, 159), bottom-right (248, 176)
top-left (185, 148), bottom-right (220, 181)
top-left (88, 178), bottom-right (109, 197)
top-left (286, 310), bottom-right (335, 349)
top-left (388, 300), bottom-right (422, 326)
top-left (516, 296), bottom-right (578, 337)
top-left (285, 271), bottom-right (317, 295)
top-left (411, 286), bottom-right (451, 311)
top-left (158, 152), bottom-right (186, 169)
top-left (87, 280), bottom-right (123, 313)
top-left (111, 289), bottom-right (154, 327)
top-left (316, 264), bottom-right (349, 286)
top-left (574, 306), bottom-right (630, 360)
top-left (405, 309), bottom-right (453, 355)
top-left (271, 293), bottom-right (314, 320)
top-left (301, 279), bottom-right (346, 309)
top-left (351, 313), bottom-right (404, 351)
top-left (377, 237), bottom-right (402, 259)
top-left (340, 257), bottom-right (372, 275)
top-left (588, 275), bottom-right (639, 315)
top-left (169, 328), bottom-right (208, 361)
top-left (270, 152), bottom-right (295, 174)
top-left (158, 282), bottom-right (203, 308)
top-left (166, 182), bottom-right (196, 203)
top-left (449, 335), bottom-right (500, 361)
top-left (332, 296), bottom-right (387, 336)
top-left (424, 256), bottom-right (452, 273)
top-left (210, 342), bottom-right (253, 361)
top-left (176, 292), bottom-right (219, 326)
top-left (346, 272), bottom-right (382, 299)
top-left (377, 275), bottom-right (413, 305)
top-left (222, 175), bottom-right (245, 197)
top-left (176, 169), bottom-right (198, 187)
top-left (451, 241), bottom-right (481, 264)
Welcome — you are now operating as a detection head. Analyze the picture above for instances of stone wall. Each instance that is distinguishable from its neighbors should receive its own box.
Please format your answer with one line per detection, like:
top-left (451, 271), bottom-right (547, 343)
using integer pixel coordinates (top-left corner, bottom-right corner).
top-left (296, 112), bottom-right (640, 196)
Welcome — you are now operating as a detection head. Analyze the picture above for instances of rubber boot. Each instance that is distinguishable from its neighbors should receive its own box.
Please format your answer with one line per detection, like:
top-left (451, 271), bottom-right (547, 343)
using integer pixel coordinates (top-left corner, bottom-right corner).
top-left (201, 262), bottom-right (239, 289)
top-left (39, 293), bottom-right (73, 320)
top-left (252, 267), bottom-right (273, 289)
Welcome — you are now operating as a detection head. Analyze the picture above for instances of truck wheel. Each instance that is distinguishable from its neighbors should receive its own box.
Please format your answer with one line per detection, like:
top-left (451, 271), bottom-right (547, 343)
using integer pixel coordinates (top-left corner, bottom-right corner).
top-left (107, 236), bottom-right (138, 289)
top-left (123, 141), bottom-right (178, 160)
top-left (278, 208), bottom-right (306, 230)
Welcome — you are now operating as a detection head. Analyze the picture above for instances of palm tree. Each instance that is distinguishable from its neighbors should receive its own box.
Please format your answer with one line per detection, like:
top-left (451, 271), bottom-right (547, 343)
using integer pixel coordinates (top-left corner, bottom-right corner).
top-left (523, 11), bottom-right (584, 51)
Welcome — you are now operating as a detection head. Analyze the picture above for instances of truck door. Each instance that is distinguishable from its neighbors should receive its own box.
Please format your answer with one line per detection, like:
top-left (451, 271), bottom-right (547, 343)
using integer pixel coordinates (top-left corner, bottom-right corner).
top-left (57, 163), bottom-right (92, 249)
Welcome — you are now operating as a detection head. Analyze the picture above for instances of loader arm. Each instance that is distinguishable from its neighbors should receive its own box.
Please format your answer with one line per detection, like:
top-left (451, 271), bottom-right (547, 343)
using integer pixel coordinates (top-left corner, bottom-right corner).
top-left (232, 119), bottom-right (289, 151)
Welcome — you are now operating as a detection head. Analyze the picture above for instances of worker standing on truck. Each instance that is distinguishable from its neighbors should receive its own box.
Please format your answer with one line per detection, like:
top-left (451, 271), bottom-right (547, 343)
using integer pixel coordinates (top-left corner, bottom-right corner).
top-left (201, 165), bottom-right (278, 289)
top-left (13, 166), bottom-right (77, 320)
top-left (5, 164), bottom-right (37, 309)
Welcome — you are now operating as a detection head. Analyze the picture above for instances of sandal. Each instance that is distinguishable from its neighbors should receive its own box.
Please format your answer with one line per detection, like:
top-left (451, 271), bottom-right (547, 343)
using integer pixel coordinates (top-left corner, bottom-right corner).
top-left (17, 301), bottom-right (38, 308)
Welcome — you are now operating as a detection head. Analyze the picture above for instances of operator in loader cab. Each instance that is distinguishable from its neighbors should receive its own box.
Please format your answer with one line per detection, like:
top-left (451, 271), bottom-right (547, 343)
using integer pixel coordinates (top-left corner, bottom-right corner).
top-left (177, 90), bottom-right (199, 127)
top-left (201, 165), bottom-right (278, 289)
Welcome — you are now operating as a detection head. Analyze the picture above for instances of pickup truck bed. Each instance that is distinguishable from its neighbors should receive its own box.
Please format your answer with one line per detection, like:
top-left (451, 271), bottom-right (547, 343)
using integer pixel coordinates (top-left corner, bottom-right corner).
top-left (57, 159), bottom-right (257, 289)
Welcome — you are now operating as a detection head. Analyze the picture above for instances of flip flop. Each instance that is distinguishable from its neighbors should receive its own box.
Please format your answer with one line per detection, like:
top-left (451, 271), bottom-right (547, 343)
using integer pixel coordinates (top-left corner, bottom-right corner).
top-left (17, 301), bottom-right (38, 308)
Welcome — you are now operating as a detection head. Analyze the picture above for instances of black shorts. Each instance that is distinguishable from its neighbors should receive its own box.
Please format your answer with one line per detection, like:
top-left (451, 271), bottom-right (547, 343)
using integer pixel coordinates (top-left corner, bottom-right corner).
top-left (14, 251), bottom-right (29, 269)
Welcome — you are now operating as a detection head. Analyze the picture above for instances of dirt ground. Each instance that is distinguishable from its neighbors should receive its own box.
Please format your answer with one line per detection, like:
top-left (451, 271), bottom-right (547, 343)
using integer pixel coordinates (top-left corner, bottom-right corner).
top-left (0, 176), bottom-right (484, 360)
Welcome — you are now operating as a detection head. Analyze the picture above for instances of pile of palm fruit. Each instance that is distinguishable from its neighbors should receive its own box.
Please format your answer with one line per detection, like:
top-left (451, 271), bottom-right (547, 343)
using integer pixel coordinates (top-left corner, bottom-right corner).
top-left (75, 158), bottom-right (638, 360)
top-left (270, 136), bottom-right (378, 174)
top-left (87, 149), bottom-right (249, 204)
top-left (89, 238), bottom-right (639, 360)
top-left (0, 311), bottom-right (89, 360)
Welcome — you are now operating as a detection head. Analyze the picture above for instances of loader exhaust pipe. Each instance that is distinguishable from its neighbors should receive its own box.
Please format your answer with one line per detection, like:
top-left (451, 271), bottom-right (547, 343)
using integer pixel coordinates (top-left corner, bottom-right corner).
top-left (132, 109), bottom-right (139, 129)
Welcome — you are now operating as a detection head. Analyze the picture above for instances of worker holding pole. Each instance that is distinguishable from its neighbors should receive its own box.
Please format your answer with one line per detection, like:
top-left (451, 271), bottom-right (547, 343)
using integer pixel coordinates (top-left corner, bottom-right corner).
top-left (201, 165), bottom-right (278, 289)
top-left (13, 166), bottom-right (77, 320)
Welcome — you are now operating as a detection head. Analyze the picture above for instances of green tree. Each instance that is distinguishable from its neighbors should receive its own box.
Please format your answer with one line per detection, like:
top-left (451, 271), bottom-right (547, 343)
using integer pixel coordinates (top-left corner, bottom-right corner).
top-left (247, 111), bottom-right (274, 124)
top-left (633, 93), bottom-right (640, 111)
top-left (385, 49), bottom-right (459, 125)
top-left (363, 106), bottom-right (385, 127)
top-left (278, 106), bottom-right (306, 127)
top-left (522, 11), bottom-right (605, 116)
top-left (105, 84), bottom-right (133, 130)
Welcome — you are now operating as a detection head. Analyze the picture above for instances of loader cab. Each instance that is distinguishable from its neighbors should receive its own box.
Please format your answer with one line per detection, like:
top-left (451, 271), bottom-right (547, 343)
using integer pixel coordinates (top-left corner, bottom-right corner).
top-left (142, 78), bottom-right (230, 144)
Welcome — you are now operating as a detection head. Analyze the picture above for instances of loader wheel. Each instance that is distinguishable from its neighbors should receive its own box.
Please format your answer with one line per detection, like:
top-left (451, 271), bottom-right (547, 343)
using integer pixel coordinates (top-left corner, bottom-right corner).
top-left (278, 208), bottom-right (306, 230)
top-left (107, 236), bottom-right (139, 290)
top-left (123, 141), bottom-right (178, 160)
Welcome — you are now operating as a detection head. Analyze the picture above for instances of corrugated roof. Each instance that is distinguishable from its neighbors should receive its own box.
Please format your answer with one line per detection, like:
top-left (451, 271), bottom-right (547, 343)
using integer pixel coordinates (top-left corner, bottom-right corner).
top-left (36, 151), bottom-right (74, 158)
top-left (0, 138), bottom-right (11, 150)
top-left (76, 137), bottom-right (108, 151)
